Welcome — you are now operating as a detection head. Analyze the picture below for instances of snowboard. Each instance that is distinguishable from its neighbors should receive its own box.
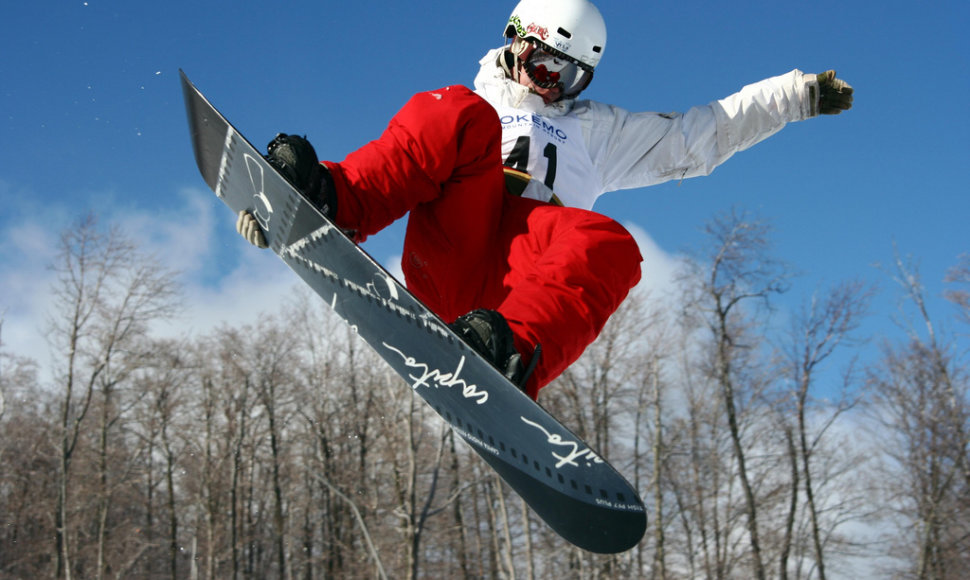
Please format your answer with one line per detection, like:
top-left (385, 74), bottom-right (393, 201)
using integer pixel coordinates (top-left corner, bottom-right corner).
top-left (180, 70), bottom-right (646, 554)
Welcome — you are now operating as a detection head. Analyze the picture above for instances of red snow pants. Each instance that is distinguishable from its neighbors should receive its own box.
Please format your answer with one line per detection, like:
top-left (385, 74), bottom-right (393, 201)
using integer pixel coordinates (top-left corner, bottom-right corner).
top-left (323, 86), bottom-right (642, 399)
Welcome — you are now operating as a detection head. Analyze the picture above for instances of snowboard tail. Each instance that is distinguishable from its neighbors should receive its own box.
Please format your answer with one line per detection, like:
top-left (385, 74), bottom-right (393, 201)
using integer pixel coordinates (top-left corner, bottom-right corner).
top-left (180, 70), bottom-right (646, 553)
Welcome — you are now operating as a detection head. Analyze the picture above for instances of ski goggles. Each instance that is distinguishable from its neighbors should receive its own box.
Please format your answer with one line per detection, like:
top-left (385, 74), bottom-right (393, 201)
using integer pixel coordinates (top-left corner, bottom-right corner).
top-left (521, 43), bottom-right (593, 97)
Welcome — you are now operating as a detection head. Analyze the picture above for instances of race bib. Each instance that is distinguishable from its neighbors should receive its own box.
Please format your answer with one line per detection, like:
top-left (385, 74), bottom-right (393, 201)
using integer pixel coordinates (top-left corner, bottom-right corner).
top-left (495, 107), bottom-right (599, 209)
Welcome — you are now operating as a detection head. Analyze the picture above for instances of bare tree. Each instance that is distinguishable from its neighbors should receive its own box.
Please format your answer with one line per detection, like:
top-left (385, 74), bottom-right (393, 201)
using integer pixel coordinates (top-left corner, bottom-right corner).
top-left (214, 326), bottom-right (269, 579)
top-left (246, 317), bottom-right (301, 578)
top-left (156, 341), bottom-right (192, 580)
top-left (287, 292), bottom-right (397, 579)
top-left (0, 317), bottom-right (49, 579)
top-left (945, 253), bottom-right (970, 326)
top-left (678, 209), bottom-right (791, 580)
top-left (191, 342), bottom-right (225, 580)
top-left (391, 387), bottom-right (441, 580)
top-left (0, 314), bottom-right (6, 425)
top-left (868, 253), bottom-right (970, 579)
top-left (776, 280), bottom-right (873, 579)
top-left (46, 215), bottom-right (179, 579)
top-left (642, 343), bottom-right (670, 580)
top-left (663, 303), bottom-right (750, 580)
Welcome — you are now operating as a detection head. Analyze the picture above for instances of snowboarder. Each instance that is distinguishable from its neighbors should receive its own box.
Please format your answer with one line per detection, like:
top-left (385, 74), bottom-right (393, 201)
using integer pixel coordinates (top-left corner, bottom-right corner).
top-left (236, 0), bottom-right (853, 400)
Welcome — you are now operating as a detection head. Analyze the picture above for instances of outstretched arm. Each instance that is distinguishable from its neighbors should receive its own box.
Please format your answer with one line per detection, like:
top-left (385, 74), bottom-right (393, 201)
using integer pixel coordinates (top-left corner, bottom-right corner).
top-left (584, 69), bottom-right (855, 195)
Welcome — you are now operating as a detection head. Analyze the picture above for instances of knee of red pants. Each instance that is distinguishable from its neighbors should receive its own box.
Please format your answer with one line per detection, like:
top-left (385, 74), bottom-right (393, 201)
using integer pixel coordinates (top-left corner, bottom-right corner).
top-left (497, 203), bottom-right (643, 400)
top-left (322, 86), bottom-right (503, 241)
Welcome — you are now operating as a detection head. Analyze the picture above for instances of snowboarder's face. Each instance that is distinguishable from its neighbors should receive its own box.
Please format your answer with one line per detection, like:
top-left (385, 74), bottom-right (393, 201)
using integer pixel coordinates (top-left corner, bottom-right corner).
top-left (511, 39), bottom-right (591, 104)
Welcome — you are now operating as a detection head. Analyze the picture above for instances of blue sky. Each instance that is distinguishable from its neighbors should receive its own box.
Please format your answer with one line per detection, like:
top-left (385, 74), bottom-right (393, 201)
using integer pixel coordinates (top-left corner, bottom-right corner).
top-left (1, 0), bottom-right (968, 383)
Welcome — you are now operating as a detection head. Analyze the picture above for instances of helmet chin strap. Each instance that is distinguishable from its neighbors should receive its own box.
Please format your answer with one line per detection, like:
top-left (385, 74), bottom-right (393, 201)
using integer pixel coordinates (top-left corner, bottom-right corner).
top-left (509, 36), bottom-right (531, 58)
top-left (500, 36), bottom-right (528, 79)
top-left (499, 47), bottom-right (517, 79)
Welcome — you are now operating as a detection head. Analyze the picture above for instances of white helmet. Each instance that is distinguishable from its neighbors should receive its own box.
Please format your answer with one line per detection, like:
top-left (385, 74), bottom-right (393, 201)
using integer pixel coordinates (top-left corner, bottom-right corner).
top-left (504, 0), bottom-right (607, 71)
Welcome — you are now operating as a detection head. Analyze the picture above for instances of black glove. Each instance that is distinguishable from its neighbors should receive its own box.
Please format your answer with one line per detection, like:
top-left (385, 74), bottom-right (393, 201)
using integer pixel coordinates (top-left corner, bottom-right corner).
top-left (266, 134), bottom-right (337, 217)
top-left (815, 71), bottom-right (854, 115)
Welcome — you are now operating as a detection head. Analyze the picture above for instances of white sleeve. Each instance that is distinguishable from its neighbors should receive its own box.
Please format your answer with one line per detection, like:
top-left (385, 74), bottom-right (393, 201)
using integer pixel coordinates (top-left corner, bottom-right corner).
top-left (712, 69), bottom-right (815, 153)
top-left (578, 69), bottom-right (815, 195)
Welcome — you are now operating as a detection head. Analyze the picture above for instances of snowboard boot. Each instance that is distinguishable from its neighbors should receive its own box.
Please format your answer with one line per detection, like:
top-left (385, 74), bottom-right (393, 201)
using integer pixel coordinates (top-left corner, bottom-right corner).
top-left (266, 133), bottom-right (338, 219)
top-left (450, 309), bottom-right (537, 392)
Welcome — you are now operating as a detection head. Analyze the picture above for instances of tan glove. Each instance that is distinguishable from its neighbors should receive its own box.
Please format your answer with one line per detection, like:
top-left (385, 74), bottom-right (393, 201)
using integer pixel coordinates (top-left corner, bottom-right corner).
top-left (236, 210), bottom-right (268, 249)
top-left (815, 70), bottom-right (854, 115)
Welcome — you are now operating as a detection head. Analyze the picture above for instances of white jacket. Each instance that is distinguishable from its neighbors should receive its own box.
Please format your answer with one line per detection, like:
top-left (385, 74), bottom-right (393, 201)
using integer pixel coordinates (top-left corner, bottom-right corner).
top-left (473, 47), bottom-right (819, 210)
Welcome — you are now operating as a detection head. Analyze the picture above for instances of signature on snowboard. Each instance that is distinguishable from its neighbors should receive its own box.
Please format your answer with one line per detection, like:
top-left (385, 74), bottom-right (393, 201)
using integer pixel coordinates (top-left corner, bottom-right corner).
top-left (383, 342), bottom-right (490, 405)
top-left (521, 417), bottom-right (604, 469)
